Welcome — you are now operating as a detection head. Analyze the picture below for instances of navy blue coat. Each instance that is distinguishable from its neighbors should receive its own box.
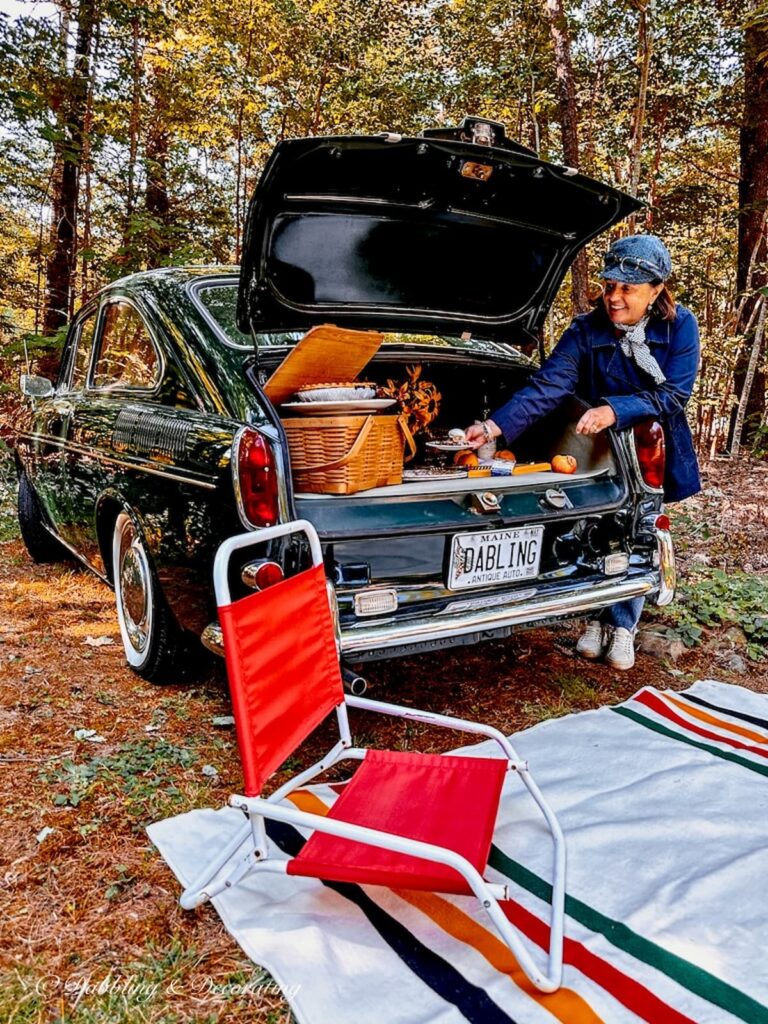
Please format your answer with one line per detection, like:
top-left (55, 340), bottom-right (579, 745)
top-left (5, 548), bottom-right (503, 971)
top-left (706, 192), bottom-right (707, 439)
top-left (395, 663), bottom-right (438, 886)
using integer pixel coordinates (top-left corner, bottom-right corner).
top-left (490, 304), bottom-right (702, 502)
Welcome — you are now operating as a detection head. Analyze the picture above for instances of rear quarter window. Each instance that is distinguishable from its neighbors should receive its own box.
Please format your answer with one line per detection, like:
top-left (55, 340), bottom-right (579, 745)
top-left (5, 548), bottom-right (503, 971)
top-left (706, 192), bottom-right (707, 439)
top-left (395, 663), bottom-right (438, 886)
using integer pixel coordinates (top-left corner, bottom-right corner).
top-left (91, 302), bottom-right (161, 391)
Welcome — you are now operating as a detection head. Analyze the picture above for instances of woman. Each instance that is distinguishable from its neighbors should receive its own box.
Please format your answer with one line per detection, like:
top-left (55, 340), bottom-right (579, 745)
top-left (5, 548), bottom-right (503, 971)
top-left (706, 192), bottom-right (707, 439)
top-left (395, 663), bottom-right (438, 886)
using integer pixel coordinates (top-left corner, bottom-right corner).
top-left (465, 234), bottom-right (701, 670)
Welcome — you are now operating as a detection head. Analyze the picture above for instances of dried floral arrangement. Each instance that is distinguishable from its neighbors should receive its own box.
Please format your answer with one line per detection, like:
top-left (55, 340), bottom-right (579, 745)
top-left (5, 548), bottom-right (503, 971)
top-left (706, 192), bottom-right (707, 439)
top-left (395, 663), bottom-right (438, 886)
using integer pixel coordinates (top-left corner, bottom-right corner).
top-left (379, 365), bottom-right (441, 436)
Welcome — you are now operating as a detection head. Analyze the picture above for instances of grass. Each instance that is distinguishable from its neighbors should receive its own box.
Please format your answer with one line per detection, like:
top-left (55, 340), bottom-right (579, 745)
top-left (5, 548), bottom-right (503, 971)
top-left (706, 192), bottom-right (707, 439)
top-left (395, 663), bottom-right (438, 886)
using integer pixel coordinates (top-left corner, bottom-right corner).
top-left (650, 567), bottom-right (768, 661)
top-left (0, 940), bottom-right (288, 1024)
top-left (39, 738), bottom-right (201, 821)
top-left (520, 670), bottom-right (603, 723)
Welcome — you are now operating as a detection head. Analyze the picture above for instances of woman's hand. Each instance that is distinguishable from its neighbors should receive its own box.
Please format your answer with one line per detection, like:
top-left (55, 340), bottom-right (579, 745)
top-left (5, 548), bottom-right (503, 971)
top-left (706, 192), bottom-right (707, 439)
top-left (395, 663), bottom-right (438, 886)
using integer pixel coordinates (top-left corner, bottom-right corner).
top-left (575, 405), bottom-right (617, 435)
top-left (465, 420), bottom-right (502, 448)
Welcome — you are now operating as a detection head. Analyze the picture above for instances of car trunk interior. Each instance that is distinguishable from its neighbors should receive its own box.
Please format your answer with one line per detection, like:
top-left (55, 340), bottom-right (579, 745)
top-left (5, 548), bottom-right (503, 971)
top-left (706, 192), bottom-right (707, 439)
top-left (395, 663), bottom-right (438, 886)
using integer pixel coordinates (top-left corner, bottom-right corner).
top-left (274, 353), bottom-right (619, 504)
top-left (251, 343), bottom-right (631, 626)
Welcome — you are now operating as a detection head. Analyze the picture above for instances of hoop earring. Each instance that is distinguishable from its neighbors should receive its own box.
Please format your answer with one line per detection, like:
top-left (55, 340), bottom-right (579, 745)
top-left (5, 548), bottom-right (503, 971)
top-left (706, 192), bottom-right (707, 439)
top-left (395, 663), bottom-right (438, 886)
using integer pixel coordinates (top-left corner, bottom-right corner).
top-left (647, 303), bottom-right (654, 312)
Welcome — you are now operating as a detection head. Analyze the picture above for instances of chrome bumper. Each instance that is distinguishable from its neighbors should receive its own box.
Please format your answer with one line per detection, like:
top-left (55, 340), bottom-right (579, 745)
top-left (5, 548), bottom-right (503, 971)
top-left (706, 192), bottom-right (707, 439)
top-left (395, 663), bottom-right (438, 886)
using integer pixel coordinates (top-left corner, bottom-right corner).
top-left (649, 526), bottom-right (675, 606)
top-left (201, 529), bottom-right (676, 660)
top-left (339, 570), bottom-right (662, 657)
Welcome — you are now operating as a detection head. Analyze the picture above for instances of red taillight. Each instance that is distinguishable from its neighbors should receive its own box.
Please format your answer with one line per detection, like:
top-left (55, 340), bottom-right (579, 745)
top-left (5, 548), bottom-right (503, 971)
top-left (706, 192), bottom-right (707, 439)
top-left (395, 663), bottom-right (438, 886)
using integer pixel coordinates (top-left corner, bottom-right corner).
top-left (655, 514), bottom-right (670, 531)
top-left (254, 561), bottom-right (284, 589)
top-left (633, 420), bottom-right (665, 489)
top-left (234, 428), bottom-right (279, 527)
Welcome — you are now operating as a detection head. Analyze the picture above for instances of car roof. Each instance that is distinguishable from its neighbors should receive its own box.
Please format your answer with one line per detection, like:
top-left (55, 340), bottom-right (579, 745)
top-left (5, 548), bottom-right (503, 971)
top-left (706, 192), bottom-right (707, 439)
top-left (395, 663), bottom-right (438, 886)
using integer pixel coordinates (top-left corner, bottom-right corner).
top-left (100, 265), bottom-right (238, 295)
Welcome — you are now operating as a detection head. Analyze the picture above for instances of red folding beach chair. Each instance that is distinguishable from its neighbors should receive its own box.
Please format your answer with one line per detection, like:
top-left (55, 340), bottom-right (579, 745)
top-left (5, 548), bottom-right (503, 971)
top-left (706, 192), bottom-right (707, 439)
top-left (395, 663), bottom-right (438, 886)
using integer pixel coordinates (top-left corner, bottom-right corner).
top-left (180, 520), bottom-right (566, 993)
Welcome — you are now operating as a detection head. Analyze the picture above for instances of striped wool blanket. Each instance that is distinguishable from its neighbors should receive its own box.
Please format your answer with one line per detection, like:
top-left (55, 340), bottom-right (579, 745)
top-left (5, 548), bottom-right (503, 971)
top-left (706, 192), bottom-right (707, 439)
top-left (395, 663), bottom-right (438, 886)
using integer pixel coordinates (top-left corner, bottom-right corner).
top-left (149, 680), bottom-right (768, 1024)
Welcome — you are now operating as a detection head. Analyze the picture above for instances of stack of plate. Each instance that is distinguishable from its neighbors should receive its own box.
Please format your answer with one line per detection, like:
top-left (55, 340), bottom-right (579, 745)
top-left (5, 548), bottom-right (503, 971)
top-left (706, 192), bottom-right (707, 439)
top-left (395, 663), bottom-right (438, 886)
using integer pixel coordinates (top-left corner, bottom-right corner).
top-left (282, 382), bottom-right (396, 415)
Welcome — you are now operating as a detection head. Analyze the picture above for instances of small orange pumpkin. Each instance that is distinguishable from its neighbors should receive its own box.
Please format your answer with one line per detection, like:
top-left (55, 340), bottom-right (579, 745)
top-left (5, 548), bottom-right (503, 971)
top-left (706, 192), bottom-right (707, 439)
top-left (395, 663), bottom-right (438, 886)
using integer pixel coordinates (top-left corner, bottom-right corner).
top-left (454, 451), bottom-right (480, 468)
top-left (552, 454), bottom-right (578, 474)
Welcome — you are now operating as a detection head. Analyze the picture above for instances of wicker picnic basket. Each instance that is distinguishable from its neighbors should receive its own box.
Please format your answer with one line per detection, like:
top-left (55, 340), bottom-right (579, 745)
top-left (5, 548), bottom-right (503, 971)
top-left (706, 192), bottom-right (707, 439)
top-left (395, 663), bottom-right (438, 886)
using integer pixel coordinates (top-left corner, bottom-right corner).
top-left (283, 413), bottom-right (416, 494)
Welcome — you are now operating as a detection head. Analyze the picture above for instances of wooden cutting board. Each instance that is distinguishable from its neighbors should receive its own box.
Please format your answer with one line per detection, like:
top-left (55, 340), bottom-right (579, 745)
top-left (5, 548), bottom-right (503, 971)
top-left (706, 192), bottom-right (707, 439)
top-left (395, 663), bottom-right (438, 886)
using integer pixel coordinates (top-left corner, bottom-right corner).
top-left (512, 462), bottom-right (552, 474)
top-left (264, 324), bottom-right (384, 406)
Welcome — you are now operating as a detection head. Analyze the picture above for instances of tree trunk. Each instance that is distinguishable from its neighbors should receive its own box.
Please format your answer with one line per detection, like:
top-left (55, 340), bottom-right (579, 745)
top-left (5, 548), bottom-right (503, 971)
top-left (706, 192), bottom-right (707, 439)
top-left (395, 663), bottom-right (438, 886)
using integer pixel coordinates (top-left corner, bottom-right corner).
top-left (121, 16), bottom-right (143, 266)
top-left (145, 64), bottom-right (172, 269)
top-left (730, 7), bottom-right (768, 446)
top-left (234, 0), bottom-right (255, 263)
top-left (731, 297), bottom-right (766, 456)
top-left (79, 19), bottom-right (100, 308)
top-left (527, 74), bottom-right (542, 154)
top-left (627, 1), bottom-right (652, 230)
top-left (542, 0), bottom-right (589, 313)
top-left (43, 0), bottom-right (97, 335)
top-left (646, 104), bottom-right (667, 232)
top-left (583, 33), bottom-right (605, 176)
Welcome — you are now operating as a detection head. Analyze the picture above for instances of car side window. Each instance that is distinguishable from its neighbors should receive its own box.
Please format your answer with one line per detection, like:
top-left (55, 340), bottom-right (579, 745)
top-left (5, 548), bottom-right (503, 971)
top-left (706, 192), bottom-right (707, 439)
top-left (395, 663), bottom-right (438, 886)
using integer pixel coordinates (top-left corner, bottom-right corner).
top-left (91, 302), bottom-right (160, 391)
top-left (69, 311), bottom-right (98, 392)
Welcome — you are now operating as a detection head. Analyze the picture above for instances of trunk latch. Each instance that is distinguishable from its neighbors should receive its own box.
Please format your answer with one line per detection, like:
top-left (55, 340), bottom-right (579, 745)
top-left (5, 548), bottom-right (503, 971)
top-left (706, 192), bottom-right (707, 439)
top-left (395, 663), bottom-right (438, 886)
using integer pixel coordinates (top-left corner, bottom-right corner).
top-left (468, 491), bottom-right (501, 515)
top-left (541, 487), bottom-right (573, 511)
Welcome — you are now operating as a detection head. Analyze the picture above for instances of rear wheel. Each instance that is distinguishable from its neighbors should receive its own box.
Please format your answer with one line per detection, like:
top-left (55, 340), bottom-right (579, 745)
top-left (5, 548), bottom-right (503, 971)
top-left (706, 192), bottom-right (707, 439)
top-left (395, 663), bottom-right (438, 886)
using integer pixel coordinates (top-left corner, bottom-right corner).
top-left (112, 511), bottom-right (190, 684)
top-left (17, 470), bottom-right (68, 563)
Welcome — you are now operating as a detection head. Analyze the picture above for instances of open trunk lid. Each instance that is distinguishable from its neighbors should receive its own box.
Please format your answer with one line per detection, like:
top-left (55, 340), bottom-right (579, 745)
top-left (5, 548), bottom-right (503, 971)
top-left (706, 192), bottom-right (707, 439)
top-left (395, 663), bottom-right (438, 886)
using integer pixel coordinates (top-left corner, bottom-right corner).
top-left (238, 118), bottom-right (641, 344)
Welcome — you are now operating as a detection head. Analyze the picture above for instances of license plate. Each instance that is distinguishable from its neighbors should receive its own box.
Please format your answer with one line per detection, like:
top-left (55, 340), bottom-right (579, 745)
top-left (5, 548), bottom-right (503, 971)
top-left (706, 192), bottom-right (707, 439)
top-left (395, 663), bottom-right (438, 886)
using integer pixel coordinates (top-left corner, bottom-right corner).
top-left (447, 526), bottom-right (544, 591)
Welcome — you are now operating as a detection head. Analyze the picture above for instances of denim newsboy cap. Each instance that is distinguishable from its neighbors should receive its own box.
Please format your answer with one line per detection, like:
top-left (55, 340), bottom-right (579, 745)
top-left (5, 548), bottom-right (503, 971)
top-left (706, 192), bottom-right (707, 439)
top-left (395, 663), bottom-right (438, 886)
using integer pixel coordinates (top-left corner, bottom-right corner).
top-left (598, 234), bottom-right (672, 284)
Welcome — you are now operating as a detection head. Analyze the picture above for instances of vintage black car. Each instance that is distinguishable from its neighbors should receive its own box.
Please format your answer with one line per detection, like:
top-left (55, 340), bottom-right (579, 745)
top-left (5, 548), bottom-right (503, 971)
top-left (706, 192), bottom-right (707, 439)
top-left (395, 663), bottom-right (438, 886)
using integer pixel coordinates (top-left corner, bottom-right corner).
top-left (15, 118), bottom-right (674, 682)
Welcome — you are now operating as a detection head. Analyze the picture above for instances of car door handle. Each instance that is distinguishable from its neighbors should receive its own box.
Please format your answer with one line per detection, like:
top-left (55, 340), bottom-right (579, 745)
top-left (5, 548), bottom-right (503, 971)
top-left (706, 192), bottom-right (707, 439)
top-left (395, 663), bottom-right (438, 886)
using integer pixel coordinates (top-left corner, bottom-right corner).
top-left (52, 399), bottom-right (74, 416)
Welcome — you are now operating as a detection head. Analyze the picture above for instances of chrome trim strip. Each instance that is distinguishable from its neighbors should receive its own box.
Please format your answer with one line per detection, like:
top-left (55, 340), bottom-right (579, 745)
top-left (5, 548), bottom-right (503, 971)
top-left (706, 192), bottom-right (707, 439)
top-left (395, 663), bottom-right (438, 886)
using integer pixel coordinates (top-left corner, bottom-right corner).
top-left (338, 572), bottom-right (659, 655)
top-left (40, 523), bottom-right (109, 582)
top-left (15, 432), bottom-right (218, 490)
top-left (232, 426), bottom-right (250, 529)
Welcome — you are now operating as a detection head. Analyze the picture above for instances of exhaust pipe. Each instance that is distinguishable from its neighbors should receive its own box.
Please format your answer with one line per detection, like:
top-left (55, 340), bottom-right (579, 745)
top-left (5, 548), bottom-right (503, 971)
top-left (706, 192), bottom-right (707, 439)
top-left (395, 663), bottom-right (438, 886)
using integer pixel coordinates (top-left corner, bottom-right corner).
top-left (205, 625), bottom-right (369, 695)
top-left (341, 663), bottom-right (368, 696)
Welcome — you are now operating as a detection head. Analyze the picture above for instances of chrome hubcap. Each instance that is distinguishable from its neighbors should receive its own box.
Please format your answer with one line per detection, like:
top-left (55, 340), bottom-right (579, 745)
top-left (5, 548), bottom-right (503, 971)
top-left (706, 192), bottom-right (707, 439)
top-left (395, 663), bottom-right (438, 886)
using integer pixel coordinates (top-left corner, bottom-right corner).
top-left (115, 514), bottom-right (153, 661)
top-left (121, 546), bottom-right (147, 634)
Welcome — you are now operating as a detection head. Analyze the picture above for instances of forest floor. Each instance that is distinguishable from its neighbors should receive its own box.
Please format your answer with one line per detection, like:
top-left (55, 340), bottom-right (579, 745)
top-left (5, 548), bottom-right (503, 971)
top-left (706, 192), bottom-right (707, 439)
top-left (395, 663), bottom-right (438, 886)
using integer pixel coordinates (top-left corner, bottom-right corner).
top-left (1, 454), bottom-right (767, 1023)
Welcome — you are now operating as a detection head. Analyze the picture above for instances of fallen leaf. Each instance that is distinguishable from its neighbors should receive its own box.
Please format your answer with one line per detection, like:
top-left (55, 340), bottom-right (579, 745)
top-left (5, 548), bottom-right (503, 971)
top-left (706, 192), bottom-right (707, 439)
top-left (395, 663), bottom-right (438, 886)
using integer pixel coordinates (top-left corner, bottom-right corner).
top-left (36, 826), bottom-right (55, 844)
top-left (73, 728), bottom-right (106, 743)
top-left (212, 715), bottom-right (235, 728)
top-left (82, 636), bottom-right (115, 648)
top-left (201, 764), bottom-right (219, 778)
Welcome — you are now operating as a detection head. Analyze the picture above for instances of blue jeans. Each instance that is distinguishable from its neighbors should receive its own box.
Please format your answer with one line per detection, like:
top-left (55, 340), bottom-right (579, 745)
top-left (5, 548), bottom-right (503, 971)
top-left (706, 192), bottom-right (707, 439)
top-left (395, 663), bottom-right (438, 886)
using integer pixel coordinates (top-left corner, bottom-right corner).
top-left (600, 597), bottom-right (644, 632)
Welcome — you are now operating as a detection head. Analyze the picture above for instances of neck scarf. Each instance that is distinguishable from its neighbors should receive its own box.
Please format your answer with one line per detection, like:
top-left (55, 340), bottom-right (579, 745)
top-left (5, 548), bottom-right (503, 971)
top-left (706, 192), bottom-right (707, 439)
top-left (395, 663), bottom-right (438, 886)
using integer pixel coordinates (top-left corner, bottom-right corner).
top-left (614, 315), bottom-right (666, 385)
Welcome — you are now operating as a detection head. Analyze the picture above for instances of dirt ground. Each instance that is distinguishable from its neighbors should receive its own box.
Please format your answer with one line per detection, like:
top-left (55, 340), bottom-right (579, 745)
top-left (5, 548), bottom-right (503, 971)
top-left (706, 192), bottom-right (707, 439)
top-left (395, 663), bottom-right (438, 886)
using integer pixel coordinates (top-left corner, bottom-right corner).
top-left (1, 457), bottom-right (767, 1023)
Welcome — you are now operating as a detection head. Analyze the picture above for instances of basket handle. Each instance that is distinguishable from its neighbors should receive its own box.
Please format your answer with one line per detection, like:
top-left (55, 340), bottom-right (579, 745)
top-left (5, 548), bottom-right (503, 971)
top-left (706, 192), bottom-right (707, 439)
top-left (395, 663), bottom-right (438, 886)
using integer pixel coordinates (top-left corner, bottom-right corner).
top-left (298, 415), bottom-right (376, 471)
top-left (398, 415), bottom-right (417, 463)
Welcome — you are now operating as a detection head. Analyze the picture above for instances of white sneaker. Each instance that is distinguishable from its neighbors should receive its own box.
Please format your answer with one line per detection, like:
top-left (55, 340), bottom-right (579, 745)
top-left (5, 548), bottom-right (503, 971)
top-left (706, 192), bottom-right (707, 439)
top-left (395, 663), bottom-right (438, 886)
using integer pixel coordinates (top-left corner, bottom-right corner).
top-left (605, 627), bottom-right (636, 670)
top-left (576, 620), bottom-right (609, 660)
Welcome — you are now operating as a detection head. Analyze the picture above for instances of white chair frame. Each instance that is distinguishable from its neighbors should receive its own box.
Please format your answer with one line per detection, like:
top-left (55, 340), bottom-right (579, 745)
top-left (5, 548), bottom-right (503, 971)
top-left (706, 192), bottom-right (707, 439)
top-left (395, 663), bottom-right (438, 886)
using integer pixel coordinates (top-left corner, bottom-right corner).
top-left (180, 520), bottom-right (566, 993)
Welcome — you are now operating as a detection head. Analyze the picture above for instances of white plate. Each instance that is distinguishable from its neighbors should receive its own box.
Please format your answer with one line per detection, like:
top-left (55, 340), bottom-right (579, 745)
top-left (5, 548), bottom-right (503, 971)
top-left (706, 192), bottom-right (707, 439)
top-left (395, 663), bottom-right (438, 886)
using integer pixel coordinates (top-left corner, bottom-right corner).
top-left (296, 386), bottom-right (377, 402)
top-left (281, 399), bottom-right (397, 415)
top-left (403, 468), bottom-right (467, 480)
top-left (425, 441), bottom-right (473, 452)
